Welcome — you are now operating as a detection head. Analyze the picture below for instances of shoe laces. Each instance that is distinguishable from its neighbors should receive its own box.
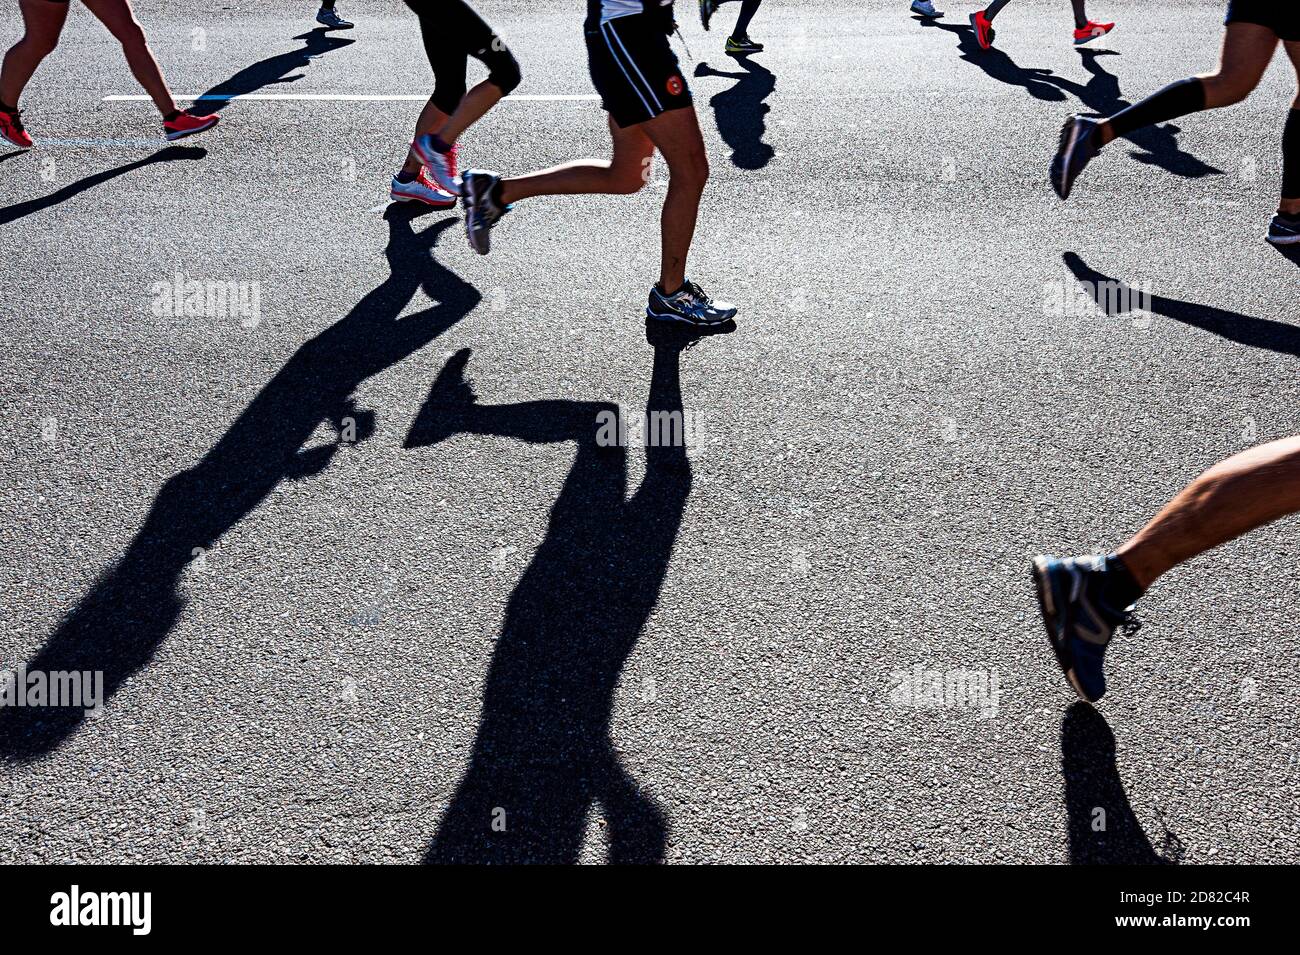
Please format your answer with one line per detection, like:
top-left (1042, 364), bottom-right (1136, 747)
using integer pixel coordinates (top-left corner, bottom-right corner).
top-left (680, 279), bottom-right (713, 306)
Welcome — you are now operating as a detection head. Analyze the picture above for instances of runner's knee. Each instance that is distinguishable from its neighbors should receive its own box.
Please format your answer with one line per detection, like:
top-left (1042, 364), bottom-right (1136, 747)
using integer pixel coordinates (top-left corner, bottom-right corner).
top-left (485, 47), bottom-right (521, 96)
top-left (608, 161), bottom-right (648, 194)
top-left (670, 146), bottom-right (709, 191)
top-left (1201, 70), bottom-right (1259, 107)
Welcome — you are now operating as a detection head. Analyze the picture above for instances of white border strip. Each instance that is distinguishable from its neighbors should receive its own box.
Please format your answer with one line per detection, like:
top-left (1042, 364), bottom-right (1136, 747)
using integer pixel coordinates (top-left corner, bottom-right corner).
top-left (102, 93), bottom-right (599, 102)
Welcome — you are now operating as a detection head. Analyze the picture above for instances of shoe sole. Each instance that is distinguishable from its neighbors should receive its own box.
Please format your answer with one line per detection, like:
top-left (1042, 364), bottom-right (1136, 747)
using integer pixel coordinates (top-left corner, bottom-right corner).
top-left (165, 116), bottom-right (220, 142)
top-left (645, 307), bottom-right (737, 326)
top-left (1031, 557), bottom-right (1092, 703)
top-left (1266, 232), bottom-right (1300, 246)
top-left (0, 131), bottom-right (32, 149)
top-left (463, 176), bottom-right (493, 255)
top-left (1074, 26), bottom-right (1115, 45)
top-left (390, 189), bottom-right (456, 209)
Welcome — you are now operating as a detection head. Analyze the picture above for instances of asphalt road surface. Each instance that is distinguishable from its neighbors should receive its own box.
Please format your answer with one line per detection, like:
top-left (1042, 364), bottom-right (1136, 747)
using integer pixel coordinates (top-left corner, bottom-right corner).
top-left (1, 0), bottom-right (1297, 864)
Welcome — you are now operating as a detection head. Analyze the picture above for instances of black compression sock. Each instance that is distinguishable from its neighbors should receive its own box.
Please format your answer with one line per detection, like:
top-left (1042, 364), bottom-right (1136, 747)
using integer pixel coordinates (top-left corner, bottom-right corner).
top-left (1105, 78), bottom-right (1205, 142)
top-left (1101, 553), bottom-right (1145, 609)
top-left (163, 110), bottom-right (182, 122)
top-left (0, 100), bottom-right (16, 115)
top-left (430, 134), bottom-right (452, 153)
top-left (1283, 108), bottom-right (1300, 202)
top-left (1071, 0), bottom-right (1088, 29)
top-left (396, 169), bottom-right (418, 183)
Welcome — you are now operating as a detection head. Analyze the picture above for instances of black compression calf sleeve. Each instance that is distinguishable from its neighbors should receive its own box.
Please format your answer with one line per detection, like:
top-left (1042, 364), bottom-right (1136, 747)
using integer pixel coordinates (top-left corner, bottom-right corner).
top-left (985, 0), bottom-right (1013, 20)
top-left (1284, 108), bottom-right (1300, 200)
top-left (1106, 78), bottom-right (1206, 141)
top-left (1071, 0), bottom-right (1088, 29)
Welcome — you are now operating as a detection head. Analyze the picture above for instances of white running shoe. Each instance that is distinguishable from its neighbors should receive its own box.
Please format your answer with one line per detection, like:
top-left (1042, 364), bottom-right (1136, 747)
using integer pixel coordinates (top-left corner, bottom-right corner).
top-left (390, 167), bottom-right (457, 208)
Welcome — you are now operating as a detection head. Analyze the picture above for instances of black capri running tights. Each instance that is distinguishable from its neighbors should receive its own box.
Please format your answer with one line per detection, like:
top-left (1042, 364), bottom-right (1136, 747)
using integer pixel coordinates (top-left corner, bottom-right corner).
top-left (404, 0), bottom-right (521, 114)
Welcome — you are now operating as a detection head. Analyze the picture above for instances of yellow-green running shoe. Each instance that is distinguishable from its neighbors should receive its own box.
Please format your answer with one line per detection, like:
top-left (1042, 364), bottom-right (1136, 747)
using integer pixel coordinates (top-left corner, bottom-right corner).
top-left (725, 35), bottom-right (764, 56)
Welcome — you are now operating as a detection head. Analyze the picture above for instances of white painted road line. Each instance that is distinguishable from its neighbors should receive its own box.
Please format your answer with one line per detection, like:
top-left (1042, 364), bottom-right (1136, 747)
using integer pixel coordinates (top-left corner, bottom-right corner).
top-left (103, 93), bottom-right (601, 102)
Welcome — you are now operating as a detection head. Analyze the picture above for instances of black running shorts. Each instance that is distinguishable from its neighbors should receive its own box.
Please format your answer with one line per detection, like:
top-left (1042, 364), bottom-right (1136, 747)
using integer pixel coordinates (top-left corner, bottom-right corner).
top-left (586, 13), bottom-right (692, 129)
top-left (1226, 0), bottom-right (1300, 42)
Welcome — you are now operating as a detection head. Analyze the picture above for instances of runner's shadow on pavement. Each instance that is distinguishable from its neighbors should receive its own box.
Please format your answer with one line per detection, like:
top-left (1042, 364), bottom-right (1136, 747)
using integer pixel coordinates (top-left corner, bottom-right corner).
top-left (1064, 251), bottom-right (1300, 357)
top-left (1271, 242), bottom-right (1300, 268)
top-left (917, 23), bottom-right (1218, 177)
top-left (1061, 703), bottom-right (1184, 864)
top-left (411, 322), bottom-right (730, 863)
top-left (0, 210), bottom-right (479, 763)
top-left (918, 19), bottom-right (1070, 101)
top-left (0, 146), bottom-right (206, 227)
top-left (1047, 51), bottom-right (1221, 178)
top-left (189, 28), bottom-right (355, 113)
top-left (694, 57), bottom-right (776, 170)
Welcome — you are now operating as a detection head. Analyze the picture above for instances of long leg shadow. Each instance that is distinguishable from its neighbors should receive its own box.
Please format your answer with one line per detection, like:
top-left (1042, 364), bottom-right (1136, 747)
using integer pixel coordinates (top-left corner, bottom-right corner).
top-left (918, 21), bottom-right (1219, 176)
top-left (918, 19), bottom-right (1069, 101)
top-left (411, 324), bottom-right (727, 863)
top-left (1271, 242), bottom-right (1300, 268)
top-left (1063, 251), bottom-right (1300, 357)
top-left (0, 208), bottom-right (479, 762)
top-left (693, 56), bottom-right (776, 170)
top-left (189, 28), bottom-right (355, 113)
top-left (1048, 51), bottom-right (1222, 178)
top-left (1061, 703), bottom-right (1183, 863)
top-left (0, 146), bottom-right (206, 227)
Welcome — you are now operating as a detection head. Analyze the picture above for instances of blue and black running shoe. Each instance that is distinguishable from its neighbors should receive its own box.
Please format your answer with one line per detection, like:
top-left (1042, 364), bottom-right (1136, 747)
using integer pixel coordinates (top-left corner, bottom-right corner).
top-left (1032, 554), bottom-right (1140, 703)
top-left (1266, 213), bottom-right (1300, 246)
top-left (1051, 115), bottom-right (1102, 200)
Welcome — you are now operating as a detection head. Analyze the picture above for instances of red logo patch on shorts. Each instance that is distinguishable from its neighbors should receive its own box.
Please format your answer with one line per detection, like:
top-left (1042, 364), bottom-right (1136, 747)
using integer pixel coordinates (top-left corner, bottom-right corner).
top-left (666, 75), bottom-right (684, 97)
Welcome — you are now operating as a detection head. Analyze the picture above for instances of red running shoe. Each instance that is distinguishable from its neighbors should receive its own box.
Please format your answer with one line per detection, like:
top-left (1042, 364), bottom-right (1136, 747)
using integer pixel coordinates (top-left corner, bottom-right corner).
top-left (1074, 20), bottom-right (1115, 45)
top-left (411, 134), bottom-right (460, 195)
top-left (969, 10), bottom-right (995, 50)
top-left (0, 107), bottom-right (33, 149)
top-left (164, 109), bottom-right (221, 141)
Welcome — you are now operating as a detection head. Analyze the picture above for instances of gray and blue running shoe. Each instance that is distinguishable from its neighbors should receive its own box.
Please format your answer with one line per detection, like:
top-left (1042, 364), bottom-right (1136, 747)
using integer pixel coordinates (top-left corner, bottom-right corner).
top-left (462, 169), bottom-right (510, 255)
top-left (647, 280), bottom-right (738, 326)
top-left (1032, 554), bottom-right (1140, 703)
